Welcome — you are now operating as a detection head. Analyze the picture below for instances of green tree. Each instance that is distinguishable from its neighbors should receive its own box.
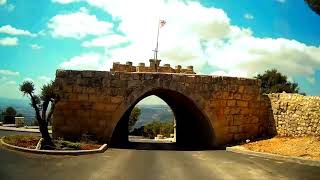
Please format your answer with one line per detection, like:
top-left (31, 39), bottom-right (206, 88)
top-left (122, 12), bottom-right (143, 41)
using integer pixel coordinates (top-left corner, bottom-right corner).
top-left (16, 113), bottom-right (23, 117)
top-left (255, 69), bottom-right (303, 94)
top-left (2, 107), bottom-right (17, 116)
top-left (305, 0), bottom-right (320, 15)
top-left (20, 81), bottom-right (60, 149)
top-left (128, 107), bottom-right (141, 131)
top-left (143, 120), bottom-right (174, 139)
top-left (1, 107), bottom-right (17, 124)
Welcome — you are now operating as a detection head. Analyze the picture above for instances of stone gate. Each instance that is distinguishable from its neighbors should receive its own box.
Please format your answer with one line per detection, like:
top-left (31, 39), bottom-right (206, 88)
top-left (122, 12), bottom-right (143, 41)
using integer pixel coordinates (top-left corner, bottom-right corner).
top-left (53, 60), bottom-right (270, 147)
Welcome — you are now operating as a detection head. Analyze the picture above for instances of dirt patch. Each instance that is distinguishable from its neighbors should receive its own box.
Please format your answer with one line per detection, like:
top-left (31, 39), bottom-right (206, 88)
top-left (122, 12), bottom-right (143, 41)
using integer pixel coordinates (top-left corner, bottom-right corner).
top-left (3, 135), bottom-right (102, 150)
top-left (80, 144), bottom-right (101, 150)
top-left (240, 136), bottom-right (320, 160)
top-left (3, 135), bottom-right (40, 149)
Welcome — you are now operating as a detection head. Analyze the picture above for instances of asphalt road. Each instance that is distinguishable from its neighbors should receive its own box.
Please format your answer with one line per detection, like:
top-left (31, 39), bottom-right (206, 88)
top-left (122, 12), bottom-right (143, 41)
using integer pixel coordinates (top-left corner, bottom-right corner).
top-left (1, 130), bottom-right (320, 180)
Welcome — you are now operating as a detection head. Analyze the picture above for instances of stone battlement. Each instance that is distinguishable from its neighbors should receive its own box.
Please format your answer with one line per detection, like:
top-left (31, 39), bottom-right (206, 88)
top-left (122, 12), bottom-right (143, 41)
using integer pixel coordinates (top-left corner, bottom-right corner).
top-left (110, 59), bottom-right (195, 74)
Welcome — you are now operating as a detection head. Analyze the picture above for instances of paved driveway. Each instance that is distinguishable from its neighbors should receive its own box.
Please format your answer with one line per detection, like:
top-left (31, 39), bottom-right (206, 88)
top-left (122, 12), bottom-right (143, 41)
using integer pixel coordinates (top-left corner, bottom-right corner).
top-left (1, 130), bottom-right (320, 180)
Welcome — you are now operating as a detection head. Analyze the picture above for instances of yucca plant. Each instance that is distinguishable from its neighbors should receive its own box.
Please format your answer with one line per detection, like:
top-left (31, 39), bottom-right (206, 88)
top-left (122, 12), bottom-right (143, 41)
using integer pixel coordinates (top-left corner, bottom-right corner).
top-left (20, 81), bottom-right (59, 149)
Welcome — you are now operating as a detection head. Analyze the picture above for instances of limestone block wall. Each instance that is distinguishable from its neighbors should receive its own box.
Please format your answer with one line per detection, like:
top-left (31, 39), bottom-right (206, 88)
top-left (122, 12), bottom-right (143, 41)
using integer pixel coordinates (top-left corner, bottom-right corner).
top-left (53, 70), bottom-right (268, 146)
top-left (267, 93), bottom-right (320, 137)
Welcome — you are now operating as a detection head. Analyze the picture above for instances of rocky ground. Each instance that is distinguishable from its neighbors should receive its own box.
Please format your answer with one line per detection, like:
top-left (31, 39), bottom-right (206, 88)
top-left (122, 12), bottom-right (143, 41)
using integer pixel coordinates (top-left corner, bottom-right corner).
top-left (240, 136), bottom-right (320, 160)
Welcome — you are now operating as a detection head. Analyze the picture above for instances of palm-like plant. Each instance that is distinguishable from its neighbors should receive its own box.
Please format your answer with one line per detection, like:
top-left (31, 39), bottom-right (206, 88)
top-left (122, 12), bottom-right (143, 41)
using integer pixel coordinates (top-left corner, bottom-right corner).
top-left (305, 0), bottom-right (320, 15)
top-left (20, 81), bottom-right (60, 149)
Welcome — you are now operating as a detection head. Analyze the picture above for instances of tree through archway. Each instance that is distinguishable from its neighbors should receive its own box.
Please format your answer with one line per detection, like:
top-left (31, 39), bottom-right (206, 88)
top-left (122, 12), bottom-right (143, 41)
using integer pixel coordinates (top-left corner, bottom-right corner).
top-left (110, 88), bottom-right (215, 149)
top-left (128, 95), bottom-right (176, 144)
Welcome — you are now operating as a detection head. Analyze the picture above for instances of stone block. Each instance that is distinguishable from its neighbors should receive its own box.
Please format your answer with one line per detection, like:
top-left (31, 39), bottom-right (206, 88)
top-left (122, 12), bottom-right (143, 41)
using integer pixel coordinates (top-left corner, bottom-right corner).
top-left (89, 94), bottom-right (101, 102)
top-left (82, 71), bottom-right (94, 78)
top-left (222, 92), bottom-right (233, 99)
top-left (228, 126), bottom-right (239, 133)
top-left (230, 108), bottom-right (241, 115)
top-left (238, 86), bottom-right (245, 93)
top-left (236, 100), bottom-right (248, 107)
top-left (233, 115), bottom-right (244, 125)
top-left (240, 108), bottom-right (251, 115)
top-left (63, 86), bottom-right (73, 93)
top-left (227, 100), bottom-right (236, 106)
top-left (128, 80), bottom-right (142, 88)
top-left (250, 116), bottom-right (259, 124)
top-left (78, 94), bottom-right (89, 101)
top-left (105, 104), bottom-right (118, 111)
top-left (234, 93), bottom-right (242, 100)
top-left (242, 94), bottom-right (253, 101)
top-left (186, 75), bottom-right (196, 83)
top-left (111, 96), bottom-right (124, 104)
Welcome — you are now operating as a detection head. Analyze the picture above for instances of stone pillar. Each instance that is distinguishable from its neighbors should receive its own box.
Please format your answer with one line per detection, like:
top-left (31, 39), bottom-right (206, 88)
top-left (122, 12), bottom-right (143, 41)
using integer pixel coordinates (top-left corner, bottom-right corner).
top-left (126, 61), bottom-right (132, 66)
top-left (137, 63), bottom-right (145, 72)
top-left (187, 66), bottom-right (194, 74)
top-left (175, 65), bottom-right (182, 73)
top-left (138, 63), bottom-right (145, 67)
top-left (149, 59), bottom-right (156, 71)
top-left (155, 60), bottom-right (161, 67)
top-left (111, 62), bottom-right (120, 71)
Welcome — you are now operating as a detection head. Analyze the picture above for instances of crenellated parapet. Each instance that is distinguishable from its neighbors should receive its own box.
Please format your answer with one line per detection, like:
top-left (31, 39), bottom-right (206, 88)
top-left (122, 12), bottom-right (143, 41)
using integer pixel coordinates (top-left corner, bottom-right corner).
top-left (110, 59), bottom-right (195, 74)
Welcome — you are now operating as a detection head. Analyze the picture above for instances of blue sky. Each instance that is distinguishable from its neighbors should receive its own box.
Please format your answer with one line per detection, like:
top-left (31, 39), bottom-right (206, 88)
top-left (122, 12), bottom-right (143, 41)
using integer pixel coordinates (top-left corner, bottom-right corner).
top-left (0, 0), bottom-right (319, 100)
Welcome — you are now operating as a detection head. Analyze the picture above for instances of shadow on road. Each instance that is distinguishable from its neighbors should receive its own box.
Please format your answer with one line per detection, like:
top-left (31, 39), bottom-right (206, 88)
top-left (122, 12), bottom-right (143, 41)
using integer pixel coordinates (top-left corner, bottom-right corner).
top-left (112, 142), bottom-right (225, 151)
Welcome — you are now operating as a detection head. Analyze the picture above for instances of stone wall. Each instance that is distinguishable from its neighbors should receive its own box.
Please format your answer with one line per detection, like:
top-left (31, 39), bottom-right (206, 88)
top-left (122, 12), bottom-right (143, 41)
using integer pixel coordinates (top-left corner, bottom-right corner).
top-left (53, 70), bottom-right (267, 147)
top-left (267, 93), bottom-right (320, 137)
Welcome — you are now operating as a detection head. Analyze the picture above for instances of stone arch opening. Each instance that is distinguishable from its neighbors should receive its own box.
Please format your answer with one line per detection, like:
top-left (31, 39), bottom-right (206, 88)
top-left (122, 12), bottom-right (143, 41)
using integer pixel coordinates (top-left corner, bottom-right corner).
top-left (128, 95), bottom-right (176, 143)
top-left (110, 88), bottom-right (215, 149)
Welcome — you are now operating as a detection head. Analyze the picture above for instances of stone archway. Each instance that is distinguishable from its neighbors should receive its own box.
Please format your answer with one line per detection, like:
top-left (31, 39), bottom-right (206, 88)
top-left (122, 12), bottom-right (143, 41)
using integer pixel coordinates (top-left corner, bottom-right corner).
top-left (53, 70), bottom-right (268, 147)
top-left (110, 88), bottom-right (215, 148)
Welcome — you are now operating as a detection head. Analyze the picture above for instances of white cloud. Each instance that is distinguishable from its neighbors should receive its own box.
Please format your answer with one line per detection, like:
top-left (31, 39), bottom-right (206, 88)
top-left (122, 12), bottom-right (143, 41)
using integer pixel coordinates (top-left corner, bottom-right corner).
top-left (6, 80), bottom-right (16, 85)
top-left (48, 7), bottom-right (113, 39)
top-left (23, 77), bottom-right (33, 82)
top-left (0, 0), bottom-right (6, 5)
top-left (82, 34), bottom-right (128, 48)
top-left (54, 0), bottom-right (320, 85)
top-left (5, 4), bottom-right (14, 11)
top-left (52, 0), bottom-right (80, 4)
top-left (0, 79), bottom-right (23, 99)
top-left (30, 44), bottom-right (42, 50)
top-left (59, 53), bottom-right (103, 70)
top-left (38, 76), bottom-right (51, 82)
top-left (0, 37), bottom-right (18, 46)
top-left (0, 25), bottom-right (36, 36)
top-left (244, 13), bottom-right (254, 20)
top-left (0, 69), bottom-right (19, 76)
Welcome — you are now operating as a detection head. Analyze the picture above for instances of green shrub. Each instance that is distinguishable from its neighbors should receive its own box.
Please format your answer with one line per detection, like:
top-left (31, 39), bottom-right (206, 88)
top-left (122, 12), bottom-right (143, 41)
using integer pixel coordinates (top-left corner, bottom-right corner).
top-left (143, 120), bottom-right (174, 139)
top-left (54, 138), bottom-right (81, 150)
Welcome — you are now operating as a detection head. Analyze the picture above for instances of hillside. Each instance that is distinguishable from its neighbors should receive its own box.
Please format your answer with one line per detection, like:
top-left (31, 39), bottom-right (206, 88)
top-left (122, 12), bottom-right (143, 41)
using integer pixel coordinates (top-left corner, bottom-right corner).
top-left (134, 104), bottom-right (174, 128)
top-left (0, 97), bottom-right (174, 126)
top-left (0, 97), bottom-right (35, 124)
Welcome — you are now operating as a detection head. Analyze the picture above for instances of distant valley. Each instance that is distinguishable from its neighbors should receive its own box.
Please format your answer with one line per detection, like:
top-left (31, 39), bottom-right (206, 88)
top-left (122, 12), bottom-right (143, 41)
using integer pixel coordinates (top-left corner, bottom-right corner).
top-left (134, 104), bottom-right (174, 128)
top-left (0, 97), bottom-right (174, 126)
top-left (0, 97), bottom-right (35, 124)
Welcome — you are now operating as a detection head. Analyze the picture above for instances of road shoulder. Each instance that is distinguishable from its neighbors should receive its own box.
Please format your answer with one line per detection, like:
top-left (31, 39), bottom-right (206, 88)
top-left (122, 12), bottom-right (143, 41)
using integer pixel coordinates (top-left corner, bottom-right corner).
top-left (226, 146), bottom-right (320, 167)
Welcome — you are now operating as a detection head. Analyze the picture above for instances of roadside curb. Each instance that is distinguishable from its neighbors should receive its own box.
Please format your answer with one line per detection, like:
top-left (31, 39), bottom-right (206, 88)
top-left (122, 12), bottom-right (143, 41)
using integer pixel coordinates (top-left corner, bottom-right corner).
top-left (0, 138), bottom-right (108, 155)
top-left (226, 146), bottom-right (320, 167)
top-left (0, 127), bottom-right (52, 134)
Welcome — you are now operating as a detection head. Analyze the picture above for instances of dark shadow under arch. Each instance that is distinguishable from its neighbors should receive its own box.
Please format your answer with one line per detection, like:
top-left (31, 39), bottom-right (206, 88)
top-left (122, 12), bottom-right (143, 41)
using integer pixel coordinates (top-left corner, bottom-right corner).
top-left (110, 88), bottom-right (215, 150)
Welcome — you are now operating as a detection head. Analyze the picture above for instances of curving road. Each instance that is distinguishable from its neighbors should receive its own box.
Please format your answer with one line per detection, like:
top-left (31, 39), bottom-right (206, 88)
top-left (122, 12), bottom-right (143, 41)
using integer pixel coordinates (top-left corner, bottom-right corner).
top-left (1, 130), bottom-right (320, 180)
